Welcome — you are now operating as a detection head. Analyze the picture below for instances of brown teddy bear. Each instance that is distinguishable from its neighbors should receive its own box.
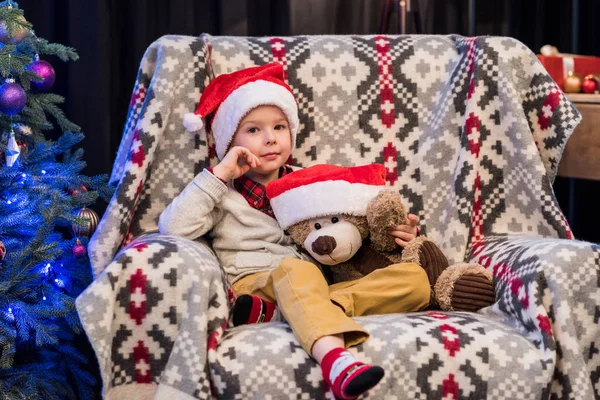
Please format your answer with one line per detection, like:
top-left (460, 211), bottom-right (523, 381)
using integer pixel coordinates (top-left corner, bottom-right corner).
top-left (267, 163), bottom-right (495, 312)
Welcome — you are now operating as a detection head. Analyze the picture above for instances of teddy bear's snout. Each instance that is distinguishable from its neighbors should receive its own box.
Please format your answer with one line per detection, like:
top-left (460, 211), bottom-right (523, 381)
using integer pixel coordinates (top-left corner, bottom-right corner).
top-left (311, 235), bottom-right (337, 255)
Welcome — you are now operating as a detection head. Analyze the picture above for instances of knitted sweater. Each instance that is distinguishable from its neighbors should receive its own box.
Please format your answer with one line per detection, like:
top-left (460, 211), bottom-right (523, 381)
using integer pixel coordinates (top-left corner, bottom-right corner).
top-left (158, 168), bottom-right (310, 284)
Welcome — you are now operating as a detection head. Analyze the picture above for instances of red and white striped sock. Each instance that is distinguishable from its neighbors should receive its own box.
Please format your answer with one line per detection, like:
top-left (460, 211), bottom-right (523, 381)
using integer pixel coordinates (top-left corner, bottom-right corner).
top-left (232, 294), bottom-right (277, 326)
top-left (320, 347), bottom-right (384, 399)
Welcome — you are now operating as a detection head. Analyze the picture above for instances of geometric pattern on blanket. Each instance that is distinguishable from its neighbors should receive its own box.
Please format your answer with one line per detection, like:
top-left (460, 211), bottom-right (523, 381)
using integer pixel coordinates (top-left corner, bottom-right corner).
top-left (469, 236), bottom-right (600, 400)
top-left (87, 34), bottom-right (580, 276)
top-left (214, 313), bottom-right (550, 400)
top-left (213, 313), bottom-right (545, 400)
top-left (74, 33), bottom-right (600, 399)
top-left (77, 234), bottom-right (231, 400)
top-left (76, 233), bottom-right (600, 399)
top-left (211, 235), bottom-right (600, 400)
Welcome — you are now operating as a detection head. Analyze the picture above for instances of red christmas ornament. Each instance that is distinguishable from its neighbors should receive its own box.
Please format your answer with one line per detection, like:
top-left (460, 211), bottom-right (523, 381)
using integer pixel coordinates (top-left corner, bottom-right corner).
top-left (68, 185), bottom-right (88, 196)
top-left (73, 240), bottom-right (87, 258)
top-left (0, 240), bottom-right (6, 261)
top-left (17, 140), bottom-right (27, 157)
top-left (582, 75), bottom-right (600, 94)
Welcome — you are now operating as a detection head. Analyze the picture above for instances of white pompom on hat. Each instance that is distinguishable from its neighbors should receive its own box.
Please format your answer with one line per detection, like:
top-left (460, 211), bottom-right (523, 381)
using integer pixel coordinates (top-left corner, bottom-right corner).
top-left (183, 62), bottom-right (299, 160)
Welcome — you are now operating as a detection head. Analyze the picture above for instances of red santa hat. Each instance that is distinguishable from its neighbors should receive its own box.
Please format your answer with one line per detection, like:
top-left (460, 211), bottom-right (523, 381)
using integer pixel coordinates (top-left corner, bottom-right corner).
top-left (183, 62), bottom-right (299, 160)
top-left (266, 163), bottom-right (387, 230)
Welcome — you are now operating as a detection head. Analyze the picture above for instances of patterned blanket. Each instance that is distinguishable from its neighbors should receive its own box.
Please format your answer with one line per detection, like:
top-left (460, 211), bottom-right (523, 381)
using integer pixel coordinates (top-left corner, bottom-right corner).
top-left (75, 34), bottom-right (600, 399)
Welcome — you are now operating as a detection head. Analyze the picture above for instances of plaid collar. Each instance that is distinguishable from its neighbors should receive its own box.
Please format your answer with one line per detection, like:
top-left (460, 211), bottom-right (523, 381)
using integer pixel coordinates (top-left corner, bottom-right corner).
top-left (234, 165), bottom-right (294, 218)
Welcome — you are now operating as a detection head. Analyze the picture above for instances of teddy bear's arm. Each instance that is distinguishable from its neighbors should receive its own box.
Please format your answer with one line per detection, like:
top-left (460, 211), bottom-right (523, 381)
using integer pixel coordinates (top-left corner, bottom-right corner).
top-left (366, 189), bottom-right (408, 252)
top-left (352, 243), bottom-right (394, 276)
top-left (330, 262), bottom-right (365, 284)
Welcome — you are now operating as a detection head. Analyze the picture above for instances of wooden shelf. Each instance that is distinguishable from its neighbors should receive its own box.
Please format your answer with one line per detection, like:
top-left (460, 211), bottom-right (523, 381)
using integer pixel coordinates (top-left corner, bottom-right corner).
top-left (558, 101), bottom-right (600, 180)
top-left (565, 93), bottom-right (600, 104)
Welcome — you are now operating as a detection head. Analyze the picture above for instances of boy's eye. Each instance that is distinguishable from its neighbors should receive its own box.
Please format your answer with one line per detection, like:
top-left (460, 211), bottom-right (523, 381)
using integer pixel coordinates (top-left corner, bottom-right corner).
top-left (247, 127), bottom-right (258, 133)
top-left (274, 124), bottom-right (287, 130)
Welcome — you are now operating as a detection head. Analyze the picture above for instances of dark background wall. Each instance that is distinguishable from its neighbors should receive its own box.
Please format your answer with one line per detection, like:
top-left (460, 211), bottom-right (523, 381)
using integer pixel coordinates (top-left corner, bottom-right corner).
top-left (18, 0), bottom-right (599, 243)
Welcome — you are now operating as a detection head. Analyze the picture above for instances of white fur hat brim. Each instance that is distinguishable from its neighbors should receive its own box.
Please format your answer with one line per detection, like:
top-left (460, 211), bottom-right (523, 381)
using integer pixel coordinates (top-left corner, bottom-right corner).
top-left (211, 80), bottom-right (299, 160)
top-left (270, 180), bottom-right (385, 229)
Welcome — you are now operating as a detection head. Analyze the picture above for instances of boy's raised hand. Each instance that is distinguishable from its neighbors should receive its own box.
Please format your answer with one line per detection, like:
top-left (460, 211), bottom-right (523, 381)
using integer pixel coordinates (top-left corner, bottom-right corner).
top-left (212, 146), bottom-right (261, 181)
top-left (388, 214), bottom-right (420, 248)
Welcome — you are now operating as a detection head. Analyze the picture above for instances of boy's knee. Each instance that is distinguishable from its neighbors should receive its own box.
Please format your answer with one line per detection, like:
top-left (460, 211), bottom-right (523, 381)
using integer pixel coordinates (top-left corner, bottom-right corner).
top-left (394, 263), bottom-right (431, 310)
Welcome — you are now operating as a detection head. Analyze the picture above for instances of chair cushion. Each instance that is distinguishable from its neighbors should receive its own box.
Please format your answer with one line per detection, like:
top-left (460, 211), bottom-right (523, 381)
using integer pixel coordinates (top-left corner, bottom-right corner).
top-left (211, 312), bottom-right (548, 399)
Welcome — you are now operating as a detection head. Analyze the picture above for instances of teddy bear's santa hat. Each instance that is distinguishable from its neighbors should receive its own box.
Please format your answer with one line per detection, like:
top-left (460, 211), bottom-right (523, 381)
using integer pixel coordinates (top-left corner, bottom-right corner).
top-left (183, 62), bottom-right (299, 160)
top-left (266, 163), bottom-right (388, 229)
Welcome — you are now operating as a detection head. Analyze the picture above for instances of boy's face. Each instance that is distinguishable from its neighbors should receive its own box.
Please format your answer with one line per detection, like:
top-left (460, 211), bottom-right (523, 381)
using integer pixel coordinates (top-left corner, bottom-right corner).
top-left (231, 105), bottom-right (293, 178)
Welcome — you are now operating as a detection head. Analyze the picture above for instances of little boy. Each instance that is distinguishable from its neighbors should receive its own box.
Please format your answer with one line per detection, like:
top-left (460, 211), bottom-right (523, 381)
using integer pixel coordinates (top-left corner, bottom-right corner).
top-left (159, 62), bottom-right (426, 399)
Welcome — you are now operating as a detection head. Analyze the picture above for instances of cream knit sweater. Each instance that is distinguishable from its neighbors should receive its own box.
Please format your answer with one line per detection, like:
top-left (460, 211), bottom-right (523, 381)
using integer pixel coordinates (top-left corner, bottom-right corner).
top-left (158, 168), bottom-right (309, 284)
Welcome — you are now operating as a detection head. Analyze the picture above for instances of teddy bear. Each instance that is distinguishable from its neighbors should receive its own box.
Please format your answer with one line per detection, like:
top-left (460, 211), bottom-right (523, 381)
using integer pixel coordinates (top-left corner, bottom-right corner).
top-left (266, 163), bottom-right (495, 312)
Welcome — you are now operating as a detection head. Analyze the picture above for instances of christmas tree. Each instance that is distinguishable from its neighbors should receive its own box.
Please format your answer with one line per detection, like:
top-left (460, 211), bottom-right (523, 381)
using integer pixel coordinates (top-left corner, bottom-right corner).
top-left (0, 1), bottom-right (111, 398)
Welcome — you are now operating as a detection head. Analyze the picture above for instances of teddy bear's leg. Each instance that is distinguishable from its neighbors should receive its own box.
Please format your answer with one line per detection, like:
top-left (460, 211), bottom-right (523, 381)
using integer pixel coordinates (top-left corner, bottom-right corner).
top-left (398, 236), bottom-right (450, 308)
top-left (433, 263), bottom-right (495, 312)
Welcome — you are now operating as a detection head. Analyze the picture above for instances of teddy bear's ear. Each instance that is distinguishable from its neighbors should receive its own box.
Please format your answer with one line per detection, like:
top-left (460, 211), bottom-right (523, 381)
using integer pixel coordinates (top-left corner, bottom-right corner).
top-left (367, 189), bottom-right (407, 251)
top-left (286, 220), bottom-right (313, 247)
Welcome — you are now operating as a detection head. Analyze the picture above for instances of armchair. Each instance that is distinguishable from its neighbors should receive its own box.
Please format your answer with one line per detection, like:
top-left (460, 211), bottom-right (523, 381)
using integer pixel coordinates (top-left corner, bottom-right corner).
top-left (76, 33), bottom-right (599, 399)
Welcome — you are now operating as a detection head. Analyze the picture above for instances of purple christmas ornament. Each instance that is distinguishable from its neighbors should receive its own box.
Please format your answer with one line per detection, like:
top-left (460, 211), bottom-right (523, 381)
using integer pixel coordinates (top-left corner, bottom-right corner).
top-left (27, 59), bottom-right (56, 92)
top-left (73, 241), bottom-right (87, 258)
top-left (0, 81), bottom-right (27, 115)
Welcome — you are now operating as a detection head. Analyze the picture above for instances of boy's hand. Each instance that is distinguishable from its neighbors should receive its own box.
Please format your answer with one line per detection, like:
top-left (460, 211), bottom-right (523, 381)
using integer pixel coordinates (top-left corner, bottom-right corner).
top-left (388, 214), bottom-right (419, 248)
top-left (212, 146), bottom-right (262, 181)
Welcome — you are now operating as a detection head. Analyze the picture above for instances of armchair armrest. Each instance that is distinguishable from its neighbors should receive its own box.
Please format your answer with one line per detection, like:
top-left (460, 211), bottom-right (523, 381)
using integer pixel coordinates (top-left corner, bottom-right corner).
top-left (76, 233), bottom-right (231, 399)
top-left (468, 235), bottom-right (599, 398)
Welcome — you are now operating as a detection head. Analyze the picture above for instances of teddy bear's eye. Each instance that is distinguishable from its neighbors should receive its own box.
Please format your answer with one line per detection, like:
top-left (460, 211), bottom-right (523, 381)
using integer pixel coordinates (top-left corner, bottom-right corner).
top-left (314, 223), bottom-right (322, 230)
top-left (331, 217), bottom-right (339, 223)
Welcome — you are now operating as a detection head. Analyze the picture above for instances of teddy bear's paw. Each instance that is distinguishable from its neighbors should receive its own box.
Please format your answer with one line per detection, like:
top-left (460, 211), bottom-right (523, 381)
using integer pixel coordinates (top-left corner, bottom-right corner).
top-left (434, 263), bottom-right (495, 312)
top-left (401, 237), bottom-right (449, 287)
